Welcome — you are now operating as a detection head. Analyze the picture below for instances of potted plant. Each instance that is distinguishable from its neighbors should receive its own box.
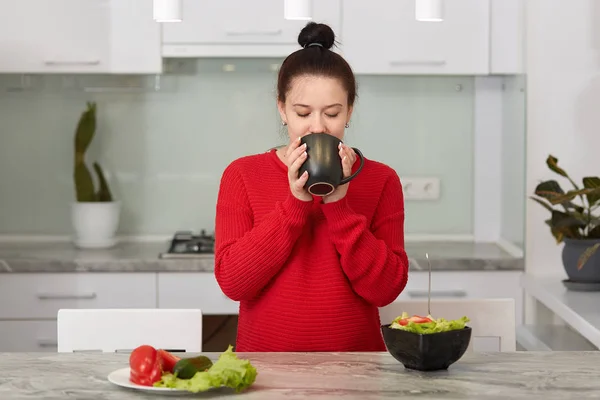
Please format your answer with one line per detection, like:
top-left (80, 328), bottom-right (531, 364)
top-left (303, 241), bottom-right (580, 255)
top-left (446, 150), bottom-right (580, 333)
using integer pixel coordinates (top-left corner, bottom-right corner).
top-left (71, 101), bottom-right (120, 248)
top-left (530, 155), bottom-right (600, 288)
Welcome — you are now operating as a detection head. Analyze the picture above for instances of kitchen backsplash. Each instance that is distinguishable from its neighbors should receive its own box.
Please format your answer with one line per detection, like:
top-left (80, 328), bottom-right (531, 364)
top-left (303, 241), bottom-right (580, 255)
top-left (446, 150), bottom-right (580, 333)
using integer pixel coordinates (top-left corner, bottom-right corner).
top-left (0, 58), bottom-right (524, 239)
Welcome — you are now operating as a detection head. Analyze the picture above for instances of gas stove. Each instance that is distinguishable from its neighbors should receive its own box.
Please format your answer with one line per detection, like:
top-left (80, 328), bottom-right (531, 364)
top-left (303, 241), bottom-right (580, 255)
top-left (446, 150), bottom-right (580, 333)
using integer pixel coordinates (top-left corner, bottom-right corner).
top-left (159, 230), bottom-right (215, 259)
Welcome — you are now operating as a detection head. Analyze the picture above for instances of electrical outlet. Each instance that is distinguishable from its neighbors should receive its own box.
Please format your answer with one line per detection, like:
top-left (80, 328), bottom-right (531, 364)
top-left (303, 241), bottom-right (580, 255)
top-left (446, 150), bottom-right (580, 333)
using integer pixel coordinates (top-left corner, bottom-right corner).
top-left (402, 177), bottom-right (440, 200)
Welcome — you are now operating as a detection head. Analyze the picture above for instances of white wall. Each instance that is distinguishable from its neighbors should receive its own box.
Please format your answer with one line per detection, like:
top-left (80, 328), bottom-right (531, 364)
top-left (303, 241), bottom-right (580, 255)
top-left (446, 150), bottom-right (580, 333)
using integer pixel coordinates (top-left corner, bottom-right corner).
top-left (525, 0), bottom-right (600, 278)
top-left (473, 75), bottom-right (526, 247)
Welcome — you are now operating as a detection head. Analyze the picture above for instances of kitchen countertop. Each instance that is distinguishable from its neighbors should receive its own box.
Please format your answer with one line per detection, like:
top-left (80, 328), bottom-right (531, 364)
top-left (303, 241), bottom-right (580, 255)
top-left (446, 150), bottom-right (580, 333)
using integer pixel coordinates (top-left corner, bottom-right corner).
top-left (1, 351), bottom-right (598, 399)
top-left (0, 240), bottom-right (523, 273)
top-left (521, 274), bottom-right (600, 349)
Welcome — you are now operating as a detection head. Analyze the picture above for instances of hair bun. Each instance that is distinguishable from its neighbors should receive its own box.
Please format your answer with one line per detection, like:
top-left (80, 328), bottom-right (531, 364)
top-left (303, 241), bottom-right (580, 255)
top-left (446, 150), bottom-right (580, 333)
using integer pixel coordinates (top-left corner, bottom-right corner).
top-left (297, 22), bottom-right (336, 50)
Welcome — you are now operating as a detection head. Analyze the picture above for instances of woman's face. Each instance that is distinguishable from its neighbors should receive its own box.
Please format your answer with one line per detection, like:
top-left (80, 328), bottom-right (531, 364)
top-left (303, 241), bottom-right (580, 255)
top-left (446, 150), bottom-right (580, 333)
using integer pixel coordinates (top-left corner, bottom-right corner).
top-left (278, 75), bottom-right (353, 143)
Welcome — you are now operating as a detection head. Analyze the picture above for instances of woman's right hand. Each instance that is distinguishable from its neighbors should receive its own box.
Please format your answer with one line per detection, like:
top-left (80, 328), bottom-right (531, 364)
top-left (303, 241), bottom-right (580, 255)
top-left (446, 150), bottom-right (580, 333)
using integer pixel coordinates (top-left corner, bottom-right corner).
top-left (285, 138), bottom-right (312, 202)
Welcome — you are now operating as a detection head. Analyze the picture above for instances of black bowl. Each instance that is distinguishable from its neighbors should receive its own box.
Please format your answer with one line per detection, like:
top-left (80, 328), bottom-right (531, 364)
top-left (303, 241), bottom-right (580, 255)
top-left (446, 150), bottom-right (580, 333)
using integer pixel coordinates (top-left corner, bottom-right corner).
top-left (381, 324), bottom-right (472, 371)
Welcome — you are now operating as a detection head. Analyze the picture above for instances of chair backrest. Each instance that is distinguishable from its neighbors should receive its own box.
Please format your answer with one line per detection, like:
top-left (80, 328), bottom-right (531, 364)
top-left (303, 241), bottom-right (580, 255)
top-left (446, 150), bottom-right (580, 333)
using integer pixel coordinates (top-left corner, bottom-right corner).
top-left (57, 309), bottom-right (203, 353)
top-left (379, 298), bottom-right (516, 352)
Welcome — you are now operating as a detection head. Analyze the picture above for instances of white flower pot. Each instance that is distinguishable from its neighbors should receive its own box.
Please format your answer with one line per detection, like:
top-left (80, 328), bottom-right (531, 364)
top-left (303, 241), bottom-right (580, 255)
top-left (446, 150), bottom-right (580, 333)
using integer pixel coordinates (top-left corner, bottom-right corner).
top-left (71, 201), bottom-right (121, 249)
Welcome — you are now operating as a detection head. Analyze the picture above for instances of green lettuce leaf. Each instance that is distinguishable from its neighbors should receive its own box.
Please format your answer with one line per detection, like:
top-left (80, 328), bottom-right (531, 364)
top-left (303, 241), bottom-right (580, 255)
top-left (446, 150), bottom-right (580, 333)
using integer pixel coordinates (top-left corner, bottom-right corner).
top-left (390, 312), bottom-right (469, 334)
top-left (153, 345), bottom-right (257, 393)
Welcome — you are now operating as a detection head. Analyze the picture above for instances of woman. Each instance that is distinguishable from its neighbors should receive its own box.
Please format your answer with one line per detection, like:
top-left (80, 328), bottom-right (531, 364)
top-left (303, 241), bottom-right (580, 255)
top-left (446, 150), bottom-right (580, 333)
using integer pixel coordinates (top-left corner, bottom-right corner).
top-left (214, 22), bottom-right (409, 352)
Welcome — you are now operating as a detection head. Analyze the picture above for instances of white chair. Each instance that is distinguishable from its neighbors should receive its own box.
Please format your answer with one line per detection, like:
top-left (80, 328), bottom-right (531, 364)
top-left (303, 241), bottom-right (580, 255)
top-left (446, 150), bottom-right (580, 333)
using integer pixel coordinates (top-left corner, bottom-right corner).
top-left (379, 298), bottom-right (516, 352)
top-left (57, 309), bottom-right (203, 353)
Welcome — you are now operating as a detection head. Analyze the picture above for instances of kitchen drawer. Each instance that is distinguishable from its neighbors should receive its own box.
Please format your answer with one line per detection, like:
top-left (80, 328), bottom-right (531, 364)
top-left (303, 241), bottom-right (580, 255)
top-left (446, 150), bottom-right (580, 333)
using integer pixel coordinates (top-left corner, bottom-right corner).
top-left (395, 271), bottom-right (524, 324)
top-left (0, 320), bottom-right (58, 352)
top-left (157, 273), bottom-right (239, 315)
top-left (0, 273), bottom-right (157, 319)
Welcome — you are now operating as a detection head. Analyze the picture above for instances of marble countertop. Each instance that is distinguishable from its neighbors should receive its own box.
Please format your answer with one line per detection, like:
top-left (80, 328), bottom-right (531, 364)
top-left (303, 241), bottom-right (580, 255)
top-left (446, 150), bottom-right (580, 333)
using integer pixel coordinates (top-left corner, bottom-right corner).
top-left (0, 240), bottom-right (523, 273)
top-left (1, 351), bottom-right (598, 399)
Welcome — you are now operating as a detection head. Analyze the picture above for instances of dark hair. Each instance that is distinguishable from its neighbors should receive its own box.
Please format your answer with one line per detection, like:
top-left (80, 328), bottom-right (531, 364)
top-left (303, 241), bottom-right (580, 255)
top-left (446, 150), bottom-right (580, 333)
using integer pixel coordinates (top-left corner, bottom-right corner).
top-left (277, 22), bottom-right (357, 106)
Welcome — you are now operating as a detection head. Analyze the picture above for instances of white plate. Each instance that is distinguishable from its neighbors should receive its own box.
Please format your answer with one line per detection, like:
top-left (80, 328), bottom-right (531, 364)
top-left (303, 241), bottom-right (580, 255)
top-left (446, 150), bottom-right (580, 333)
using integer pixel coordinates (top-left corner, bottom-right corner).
top-left (107, 367), bottom-right (199, 395)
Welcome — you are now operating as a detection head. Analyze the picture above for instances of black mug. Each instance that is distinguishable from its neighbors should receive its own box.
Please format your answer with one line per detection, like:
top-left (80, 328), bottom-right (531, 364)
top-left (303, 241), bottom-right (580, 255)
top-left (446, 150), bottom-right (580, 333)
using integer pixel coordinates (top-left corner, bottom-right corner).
top-left (298, 133), bottom-right (365, 196)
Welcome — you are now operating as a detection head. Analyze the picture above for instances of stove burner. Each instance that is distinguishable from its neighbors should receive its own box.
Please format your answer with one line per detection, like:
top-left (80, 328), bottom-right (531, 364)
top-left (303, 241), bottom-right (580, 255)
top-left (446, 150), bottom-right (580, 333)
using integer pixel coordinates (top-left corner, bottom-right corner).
top-left (159, 230), bottom-right (215, 259)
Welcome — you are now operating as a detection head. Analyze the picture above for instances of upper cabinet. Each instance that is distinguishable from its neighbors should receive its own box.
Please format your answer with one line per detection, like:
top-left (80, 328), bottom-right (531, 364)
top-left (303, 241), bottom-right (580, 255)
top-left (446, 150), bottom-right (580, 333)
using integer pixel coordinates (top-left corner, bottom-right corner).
top-left (0, 0), bottom-right (523, 76)
top-left (107, 0), bottom-right (163, 74)
top-left (161, 0), bottom-right (342, 58)
top-left (0, 0), bottom-right (162, 74)
top-left (489, 0), bottom-right (524, 74)
top-left (340, 0), bottom-right (490, 75)
top-left (0, 0), bottom-right (109, 73)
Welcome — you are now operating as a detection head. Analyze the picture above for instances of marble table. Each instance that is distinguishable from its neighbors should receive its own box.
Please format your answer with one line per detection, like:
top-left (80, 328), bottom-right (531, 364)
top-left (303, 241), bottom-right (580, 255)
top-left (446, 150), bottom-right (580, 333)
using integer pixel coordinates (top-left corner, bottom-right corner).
top-left (1, 351), bottom-right (599, 399)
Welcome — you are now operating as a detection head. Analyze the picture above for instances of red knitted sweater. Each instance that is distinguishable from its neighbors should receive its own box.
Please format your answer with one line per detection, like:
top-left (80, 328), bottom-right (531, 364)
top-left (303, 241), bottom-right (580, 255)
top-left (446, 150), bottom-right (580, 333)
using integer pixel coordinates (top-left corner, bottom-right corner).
top-left (214, 149), bottom-right (409, 352)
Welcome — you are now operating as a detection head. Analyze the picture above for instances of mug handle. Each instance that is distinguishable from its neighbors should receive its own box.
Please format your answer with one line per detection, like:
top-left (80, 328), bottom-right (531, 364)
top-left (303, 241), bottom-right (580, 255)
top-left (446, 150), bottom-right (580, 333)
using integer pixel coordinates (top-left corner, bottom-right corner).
top-left (339, 147), bottom-right (365, 185)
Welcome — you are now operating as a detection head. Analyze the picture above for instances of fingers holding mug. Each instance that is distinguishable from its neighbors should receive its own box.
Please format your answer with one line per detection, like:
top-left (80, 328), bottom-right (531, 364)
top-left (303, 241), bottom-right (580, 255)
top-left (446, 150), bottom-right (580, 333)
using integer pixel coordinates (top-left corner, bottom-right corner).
top-left (294, 169), bottom-right (309, 192)
top-left (287, 140), bottom-right (311, 202)
top-left (338, 143), bottom-right (356, 178)
top-left (289, 146), bottom-right (307, 176)
top-left (285, 137), bottom-right (301, 160)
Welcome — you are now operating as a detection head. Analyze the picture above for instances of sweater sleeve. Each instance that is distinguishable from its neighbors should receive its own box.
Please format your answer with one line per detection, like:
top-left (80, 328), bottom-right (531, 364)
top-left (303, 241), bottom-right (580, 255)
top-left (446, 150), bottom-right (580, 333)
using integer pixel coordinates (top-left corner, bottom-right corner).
top-left (320, 171), bottom-right (409, 307)
top-left (214, 162), bottom-right (313, 302)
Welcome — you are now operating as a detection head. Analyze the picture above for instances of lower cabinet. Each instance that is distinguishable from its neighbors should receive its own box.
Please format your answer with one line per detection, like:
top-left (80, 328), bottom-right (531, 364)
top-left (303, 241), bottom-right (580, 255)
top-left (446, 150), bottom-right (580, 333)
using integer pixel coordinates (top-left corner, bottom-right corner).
top-left (157, 273), bottom-right (239, 315)
top-left (156, 271), bottom-right (524, 325)
top-left (0, 321), bottom-right (58, 352)
top-left (0, 273), bottom-right (157, 352)
top-left (0, 270), bottom-right (523, 351)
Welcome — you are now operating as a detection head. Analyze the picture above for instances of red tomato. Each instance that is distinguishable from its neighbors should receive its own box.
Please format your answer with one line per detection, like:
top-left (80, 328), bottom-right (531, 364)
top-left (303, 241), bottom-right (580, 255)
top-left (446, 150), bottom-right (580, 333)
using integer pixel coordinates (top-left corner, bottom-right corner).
top-left (157, 349), bottom-right (180, 373)
top-left (397, 315), bottom-right (433, 326)
top-left (408, 315), bottom-right (433, 323)
top-left (129, 345), bottom-right (163, 386)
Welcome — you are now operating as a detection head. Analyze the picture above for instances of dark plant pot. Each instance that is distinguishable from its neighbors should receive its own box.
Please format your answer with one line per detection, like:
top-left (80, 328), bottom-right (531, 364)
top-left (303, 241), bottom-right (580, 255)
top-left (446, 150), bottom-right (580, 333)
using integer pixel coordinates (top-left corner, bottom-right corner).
top-left (562, 238), bottom-right (600, 285)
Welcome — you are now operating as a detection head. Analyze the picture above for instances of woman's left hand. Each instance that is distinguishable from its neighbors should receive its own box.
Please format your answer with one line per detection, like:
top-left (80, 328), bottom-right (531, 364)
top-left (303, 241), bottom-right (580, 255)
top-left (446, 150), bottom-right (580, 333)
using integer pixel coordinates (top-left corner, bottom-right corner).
top-left (323, 143), bottom-right (357, 204)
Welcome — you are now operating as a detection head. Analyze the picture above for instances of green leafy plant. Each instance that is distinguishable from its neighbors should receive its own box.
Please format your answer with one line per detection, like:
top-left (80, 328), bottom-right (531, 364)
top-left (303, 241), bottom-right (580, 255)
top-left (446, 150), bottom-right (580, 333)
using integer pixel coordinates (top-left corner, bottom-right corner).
top-left (530, 155), bottom-right (600, 270)
top-left (73, 101), bottom-right (113, 202)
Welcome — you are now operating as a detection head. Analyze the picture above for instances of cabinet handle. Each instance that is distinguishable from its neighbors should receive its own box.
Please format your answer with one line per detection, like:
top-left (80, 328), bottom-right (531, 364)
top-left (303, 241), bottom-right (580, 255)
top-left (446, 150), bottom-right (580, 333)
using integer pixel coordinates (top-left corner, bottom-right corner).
top-left (37, 340), bottom-right (58, 348)
top-left (37, 293), bottom-right (97, 300)
top-left (44, 60), bottom-right (100, 66)
top-left (407, 290), bottom-right (467, 298)
top-left (389, 60), bottom-right (446, 66)
top-left (225, 29), bottom-right (282, 36)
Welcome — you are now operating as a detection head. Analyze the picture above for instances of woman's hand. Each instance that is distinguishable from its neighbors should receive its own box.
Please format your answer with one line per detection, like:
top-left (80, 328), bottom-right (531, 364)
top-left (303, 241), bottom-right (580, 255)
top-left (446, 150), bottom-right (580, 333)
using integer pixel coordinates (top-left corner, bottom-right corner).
top-left (323, 143), bottom-right (357, 204)
top-left (284, 138), bottom-right (312, 202)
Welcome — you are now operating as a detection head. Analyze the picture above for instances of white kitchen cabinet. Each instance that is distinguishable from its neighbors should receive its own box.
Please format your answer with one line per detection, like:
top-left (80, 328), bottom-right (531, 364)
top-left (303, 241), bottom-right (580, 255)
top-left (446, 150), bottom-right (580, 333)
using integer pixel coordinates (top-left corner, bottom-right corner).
top-left (340, 0), bottom-right (490, 75)
top-left (0, 270), bottom-right (523, 352)
top-left (395, 271), bottom-right (524, 325)
top-left (0, 273), bottom-right (157, 319)
top-left (489, 0), bottom-right (524, 74)
top-left (107, 0), bottom-right (163, 74)
top-left (156, 271), bottom-right (523, 326)
top-left (0, 321), bottom-right (58, 352)
top-left (0, 0), bottom-right (162, 74)
top-left (0, 0), bottom-right (108, 74)
top-left (157, 273), bottom-right (239, 315)
top-left (0, 272), bottom-right (157, 352)
top-left (162, 0), bottom-right (342, 58)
